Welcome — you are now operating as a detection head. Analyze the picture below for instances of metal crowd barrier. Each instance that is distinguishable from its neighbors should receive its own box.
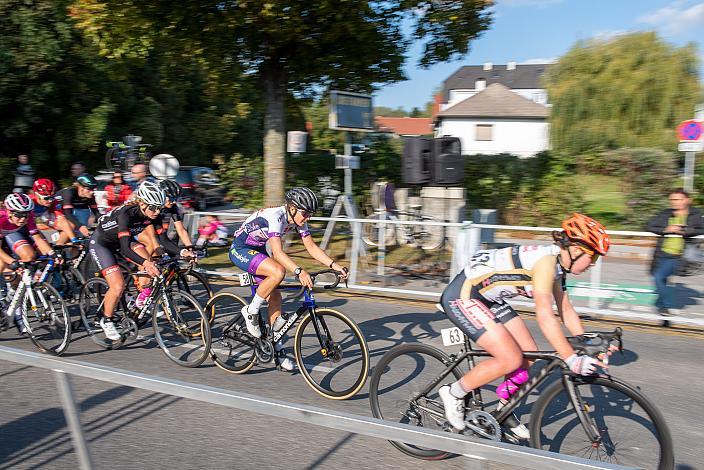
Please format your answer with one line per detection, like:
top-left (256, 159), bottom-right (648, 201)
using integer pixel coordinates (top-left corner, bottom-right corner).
top-left (0, 346), bottom-right (633, 470)
top-left (183, 210), bottom-right (704, 328)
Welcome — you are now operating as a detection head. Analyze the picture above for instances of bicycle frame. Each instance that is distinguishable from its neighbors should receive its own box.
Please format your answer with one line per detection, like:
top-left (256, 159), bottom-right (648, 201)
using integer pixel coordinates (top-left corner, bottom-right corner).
top-left (412, 338), bottom-right (602, 443)
top-left (4, 261), bottom-right (55, 329)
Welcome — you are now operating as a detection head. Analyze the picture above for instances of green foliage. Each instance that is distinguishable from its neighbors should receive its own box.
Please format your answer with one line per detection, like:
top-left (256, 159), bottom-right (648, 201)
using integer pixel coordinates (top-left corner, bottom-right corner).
top-left (546, 32), bottom-right (700, 154)
top-left (216, 153), bottom-right (264, 209)
top-left (693, 157), bottom-right (704, 207)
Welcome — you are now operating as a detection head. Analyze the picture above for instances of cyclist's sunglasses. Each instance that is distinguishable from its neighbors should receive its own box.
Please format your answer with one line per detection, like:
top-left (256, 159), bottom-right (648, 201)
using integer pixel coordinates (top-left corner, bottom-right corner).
top-left (145, 204), bottom-right (162, 212)
top-left (299, 209), bottom-right (314, 218)
top-left (37, 194), bottom-right (54, 201)
top-left (10, 211), bottom-right (30, 219)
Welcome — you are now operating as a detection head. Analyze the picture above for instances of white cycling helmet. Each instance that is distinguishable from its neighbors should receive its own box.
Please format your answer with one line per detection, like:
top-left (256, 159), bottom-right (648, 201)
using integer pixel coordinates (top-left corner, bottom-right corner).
top-left (4, 192), bottom-right (34, 212)
top-left (136, 180), bottom-right (167, 207)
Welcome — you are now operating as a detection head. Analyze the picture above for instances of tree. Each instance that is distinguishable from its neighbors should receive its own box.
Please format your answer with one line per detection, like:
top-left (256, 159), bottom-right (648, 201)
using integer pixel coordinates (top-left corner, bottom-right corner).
top-left (546, 32), bottom-right (700, 154)
top-left (70, 0), bottom-right (493, 204)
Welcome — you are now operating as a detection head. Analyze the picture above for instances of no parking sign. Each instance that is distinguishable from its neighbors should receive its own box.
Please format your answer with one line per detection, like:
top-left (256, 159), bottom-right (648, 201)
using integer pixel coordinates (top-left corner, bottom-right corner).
top-left (677, 119), bottom-right (703, 141)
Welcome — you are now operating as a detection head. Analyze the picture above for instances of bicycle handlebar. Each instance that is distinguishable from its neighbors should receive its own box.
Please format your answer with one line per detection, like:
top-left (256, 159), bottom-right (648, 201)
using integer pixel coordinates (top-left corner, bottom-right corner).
top-left (292, 269), bottom-right (347, 298)
top-left (567, 327), bottom-right (623, 360)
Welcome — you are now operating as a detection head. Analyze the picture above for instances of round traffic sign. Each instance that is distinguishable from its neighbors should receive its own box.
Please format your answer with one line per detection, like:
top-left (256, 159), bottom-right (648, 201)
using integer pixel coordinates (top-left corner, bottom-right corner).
top-left (677, 120), bottom-right (703, 141)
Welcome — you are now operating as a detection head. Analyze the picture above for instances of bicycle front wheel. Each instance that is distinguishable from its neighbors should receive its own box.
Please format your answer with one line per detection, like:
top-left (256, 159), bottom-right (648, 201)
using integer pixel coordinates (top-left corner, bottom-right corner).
top-left (207, 291), bottom-right (257, 374)
top-left (362, 214), bottom-right (396, 248)
top-left (23, 283), bottom-right (72, 356)
top-left (369, 342), bottom-right (463, 460)
top-left (415, 217), bottom-right (444, 251)
top-left (173, 269), bottom-right (213, 321)
top-left (294, 308), bottom-right (369, 400)
top-left (152, 290), bottom-right (211, 367)
top-left (530, 375), bottom-right (674, 470)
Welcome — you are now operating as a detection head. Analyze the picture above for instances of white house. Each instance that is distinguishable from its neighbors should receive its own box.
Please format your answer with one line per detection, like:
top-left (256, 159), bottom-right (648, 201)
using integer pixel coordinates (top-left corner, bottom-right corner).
top-left (434, 62), bottom-right (551, 157)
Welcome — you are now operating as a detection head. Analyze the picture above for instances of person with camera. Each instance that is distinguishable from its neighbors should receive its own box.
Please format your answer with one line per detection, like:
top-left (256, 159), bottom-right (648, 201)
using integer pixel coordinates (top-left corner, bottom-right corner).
top-left (646, 188), bottom-right (704, 316)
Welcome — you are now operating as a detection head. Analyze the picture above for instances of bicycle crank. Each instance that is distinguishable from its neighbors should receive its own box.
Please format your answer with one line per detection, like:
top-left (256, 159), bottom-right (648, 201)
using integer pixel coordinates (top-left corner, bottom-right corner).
top-left (254, 338), bottom-right (274, 363)
top-left (463, 410), bottom-right (502, 441)
top-left (119, 317), bottom-right (138, 338)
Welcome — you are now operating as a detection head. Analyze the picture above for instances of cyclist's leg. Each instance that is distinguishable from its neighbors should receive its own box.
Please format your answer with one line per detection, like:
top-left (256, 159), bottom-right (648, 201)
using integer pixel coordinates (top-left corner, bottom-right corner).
top-left (267, 288), bottom-right (283, 329)
top-left (136, 231), bottom-right (157, 257)
top-left (6, 233), bottom-right (37, 262)
top-left (49, 216), bottom-right (74, 245)
top-left (89, 240), bottom-right (123, 319)
top-left (439, 272), bottom-right (523, 429)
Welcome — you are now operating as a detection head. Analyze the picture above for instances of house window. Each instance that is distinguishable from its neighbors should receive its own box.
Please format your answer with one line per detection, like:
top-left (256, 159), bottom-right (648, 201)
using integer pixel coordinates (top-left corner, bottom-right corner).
top-left (476, 124), bottom-right (493, 141)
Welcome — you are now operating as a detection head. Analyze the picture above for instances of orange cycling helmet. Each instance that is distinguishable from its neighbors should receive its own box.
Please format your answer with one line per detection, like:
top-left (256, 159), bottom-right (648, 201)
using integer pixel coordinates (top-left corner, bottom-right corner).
top-left (561, 213), bottom-right (610, 256)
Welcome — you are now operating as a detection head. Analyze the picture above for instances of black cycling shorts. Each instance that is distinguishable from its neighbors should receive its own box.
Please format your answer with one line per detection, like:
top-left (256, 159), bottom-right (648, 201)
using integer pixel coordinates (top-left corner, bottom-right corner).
top-left (439, 271), bottom-right (518, 342)
top-left (89, 237), bottom-right (144, 277)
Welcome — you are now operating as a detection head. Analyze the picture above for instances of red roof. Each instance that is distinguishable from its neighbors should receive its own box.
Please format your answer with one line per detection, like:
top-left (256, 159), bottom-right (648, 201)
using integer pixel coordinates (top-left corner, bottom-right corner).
top-left (375, 117), bottom-right (433, 136)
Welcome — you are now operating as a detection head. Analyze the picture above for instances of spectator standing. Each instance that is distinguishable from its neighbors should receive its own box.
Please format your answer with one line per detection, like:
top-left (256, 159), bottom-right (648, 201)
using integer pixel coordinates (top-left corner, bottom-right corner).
top-left (646, 188), bottom-right (704, 316)
top-left (70, 161), bottom-right (87, 180)
top-left (13, 154), bottom-right (35, 193)
top-left (104, 171), bottom-right (133, 210)
top-left (128, 163), bottom-right (153, 190)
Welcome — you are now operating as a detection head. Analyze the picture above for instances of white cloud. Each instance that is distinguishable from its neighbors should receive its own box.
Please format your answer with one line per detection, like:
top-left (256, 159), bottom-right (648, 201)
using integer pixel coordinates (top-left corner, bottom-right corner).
top-left (500, 0), bottom-right (563, 6)
top-left (520, 57), bottom-right (558, 64)
top-left (592, 30), bottom-right (629, 42)
top-left (637, 1), bottom-right (704, 35)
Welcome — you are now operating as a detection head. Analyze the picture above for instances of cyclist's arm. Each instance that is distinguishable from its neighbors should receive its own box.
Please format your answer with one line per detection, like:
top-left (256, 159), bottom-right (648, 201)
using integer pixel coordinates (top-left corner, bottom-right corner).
top-left (268, 236), bottom-right (300, 273)
top-left (155, 225), bottom-right (180, 256)
top-left (553, 283), bottom-right (585, 336)
top-left (532, 255), bottom-right (576, 359)
top-left (301, 233), bottom-right (336, 268)
top-left (0, 245), bottom-right (14, 265)
top-left (117, 213), bottom-right (147, 266)
top-left (172, 220), bottom-right (194, 247)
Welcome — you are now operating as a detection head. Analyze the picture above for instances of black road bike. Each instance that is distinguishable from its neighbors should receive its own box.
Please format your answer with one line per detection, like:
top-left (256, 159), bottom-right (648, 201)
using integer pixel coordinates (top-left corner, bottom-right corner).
top-left (206, 269), bottom-right (369, 400)
top-left (369, 328), bottom-right (674, 469)
top-left (79, 256), bottom-right (211, 367)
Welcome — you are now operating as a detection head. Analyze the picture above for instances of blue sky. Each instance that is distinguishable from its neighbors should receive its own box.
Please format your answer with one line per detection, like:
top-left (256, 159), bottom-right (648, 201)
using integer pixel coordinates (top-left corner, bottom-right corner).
top-left (374, 0), bottom-right (704, 111)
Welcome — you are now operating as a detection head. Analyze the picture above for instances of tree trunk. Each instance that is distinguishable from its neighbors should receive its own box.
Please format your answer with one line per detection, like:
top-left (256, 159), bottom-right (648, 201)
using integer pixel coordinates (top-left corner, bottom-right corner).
top-left (262, 62), bottom-right (286, 206)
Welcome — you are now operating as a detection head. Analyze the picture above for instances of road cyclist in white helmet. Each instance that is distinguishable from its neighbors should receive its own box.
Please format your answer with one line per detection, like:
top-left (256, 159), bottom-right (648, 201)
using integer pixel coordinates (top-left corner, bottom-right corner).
top-left (228, 187), bottom-right (349, 371)
top-left (88, 181), bottom-right (172, 340)
top-left (437, 213), bottom-right (612, 439)
top-left (0, 192), bottom-right (58, 333)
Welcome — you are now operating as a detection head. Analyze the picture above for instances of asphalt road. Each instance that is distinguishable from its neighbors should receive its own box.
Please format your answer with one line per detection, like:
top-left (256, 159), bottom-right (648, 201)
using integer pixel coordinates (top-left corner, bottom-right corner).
top-left (0, 286), bottom-right (702, 470)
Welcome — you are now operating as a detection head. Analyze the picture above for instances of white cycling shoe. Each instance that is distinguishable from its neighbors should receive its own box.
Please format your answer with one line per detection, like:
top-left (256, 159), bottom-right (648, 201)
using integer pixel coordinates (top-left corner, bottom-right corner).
top-left (438, 385), bottom-right (466, 431)
top-left (100, 318), bottom-right (121, 341)
top-left (240, 305), bottom-right (261, 338)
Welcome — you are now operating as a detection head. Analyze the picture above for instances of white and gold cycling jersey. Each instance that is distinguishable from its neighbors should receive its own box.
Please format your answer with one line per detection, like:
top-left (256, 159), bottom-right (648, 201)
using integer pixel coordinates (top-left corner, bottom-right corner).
top-left (463, 245), bottom-right (564, 303)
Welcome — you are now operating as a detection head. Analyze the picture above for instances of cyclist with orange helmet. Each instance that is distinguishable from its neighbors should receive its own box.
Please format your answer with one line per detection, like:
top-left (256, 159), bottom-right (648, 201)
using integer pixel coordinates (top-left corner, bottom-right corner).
top-left (30, 178), bottom-right (82, 245)
top-left (437, 213), bottom-right (610, 439)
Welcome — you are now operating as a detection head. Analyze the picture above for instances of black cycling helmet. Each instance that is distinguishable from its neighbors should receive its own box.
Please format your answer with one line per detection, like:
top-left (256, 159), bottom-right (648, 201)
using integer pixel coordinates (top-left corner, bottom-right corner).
top-left (160, 179), bottom-right (182, 200)
top-left (76, 173), bottom-right (98, 189)
top-left (285, 187), bottom-right (319, 213)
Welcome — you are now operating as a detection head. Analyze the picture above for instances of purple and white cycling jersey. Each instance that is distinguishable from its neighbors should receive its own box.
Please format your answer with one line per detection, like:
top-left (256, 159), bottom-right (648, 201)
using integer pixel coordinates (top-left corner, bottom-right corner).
top-left (232, 206), bottom-right (310, 248)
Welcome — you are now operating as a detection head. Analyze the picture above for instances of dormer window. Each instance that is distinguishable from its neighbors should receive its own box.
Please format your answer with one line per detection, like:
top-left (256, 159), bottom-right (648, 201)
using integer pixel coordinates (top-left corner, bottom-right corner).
top-left (476, 78), bottom-right (486, 91)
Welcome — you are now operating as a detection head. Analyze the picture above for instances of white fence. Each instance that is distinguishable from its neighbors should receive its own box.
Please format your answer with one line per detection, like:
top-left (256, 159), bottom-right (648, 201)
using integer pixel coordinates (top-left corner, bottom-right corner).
top-left (0, 345), bottom-right (634, 470)
top-left (184, 211), bottom-right (704, 328)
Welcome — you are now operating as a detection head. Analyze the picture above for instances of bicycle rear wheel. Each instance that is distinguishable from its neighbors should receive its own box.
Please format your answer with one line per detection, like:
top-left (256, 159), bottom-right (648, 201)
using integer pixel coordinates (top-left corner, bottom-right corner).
top-left (78, 277), bottom-right (131, 350)
top-left (530, 376), bottom-right (674, 470)
top-left (152, 290), bottom-right (211, 367)
top-left (369, 342), bottom-right (463, 460)
top-left (294, 308), bottom-right (369, 400)
top-left (207, 291), bottom-right (257, 374)
top-left (23, 283), bottom-right (72, 356)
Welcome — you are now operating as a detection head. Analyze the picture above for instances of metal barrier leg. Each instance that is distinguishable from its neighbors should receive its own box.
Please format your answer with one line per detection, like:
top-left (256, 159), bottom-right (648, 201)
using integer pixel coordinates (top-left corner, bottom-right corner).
top-left (54, 370), bottom-right (94, 470)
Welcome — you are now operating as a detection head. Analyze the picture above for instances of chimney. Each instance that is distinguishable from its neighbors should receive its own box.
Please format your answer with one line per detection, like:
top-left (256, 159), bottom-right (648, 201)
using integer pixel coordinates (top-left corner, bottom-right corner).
top-left (507, 61), bottom-right (516, 71)
top-left (483, 62), bottom-right (492, 71)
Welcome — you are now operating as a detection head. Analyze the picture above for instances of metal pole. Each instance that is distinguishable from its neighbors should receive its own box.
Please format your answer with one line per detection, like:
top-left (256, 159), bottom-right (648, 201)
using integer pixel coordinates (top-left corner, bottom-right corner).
top-left (377, 211), bottom-right (386, 277)
top-left (589, 256), bottom-right (603, 310)
top-left (54, 371), bottom-right (94, 470)
top-left (683, 151), bottom-right (695, 192)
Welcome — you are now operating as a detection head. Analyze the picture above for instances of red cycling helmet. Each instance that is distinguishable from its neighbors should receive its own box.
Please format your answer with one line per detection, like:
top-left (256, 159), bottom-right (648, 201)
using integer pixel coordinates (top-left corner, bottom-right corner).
top-left (561, 213), bottom-right (610, 256)
top-left (33, 178), bottom-right (56, 196)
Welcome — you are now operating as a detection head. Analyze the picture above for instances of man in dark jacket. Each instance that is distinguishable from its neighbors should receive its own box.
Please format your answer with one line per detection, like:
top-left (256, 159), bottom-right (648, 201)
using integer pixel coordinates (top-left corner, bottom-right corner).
top-left (646, 188), bottom-right (704, 315)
